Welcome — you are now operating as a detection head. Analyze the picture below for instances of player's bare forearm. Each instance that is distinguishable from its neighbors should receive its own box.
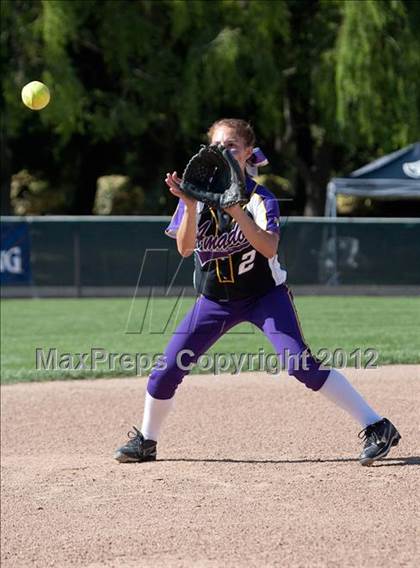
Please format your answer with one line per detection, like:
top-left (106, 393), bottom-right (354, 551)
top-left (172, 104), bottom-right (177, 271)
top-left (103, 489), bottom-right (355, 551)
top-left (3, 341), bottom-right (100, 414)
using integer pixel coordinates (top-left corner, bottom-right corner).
top-left (226, 205), bottom-right (279, 258)
top-left (176, 204), bottom-right (197, 257)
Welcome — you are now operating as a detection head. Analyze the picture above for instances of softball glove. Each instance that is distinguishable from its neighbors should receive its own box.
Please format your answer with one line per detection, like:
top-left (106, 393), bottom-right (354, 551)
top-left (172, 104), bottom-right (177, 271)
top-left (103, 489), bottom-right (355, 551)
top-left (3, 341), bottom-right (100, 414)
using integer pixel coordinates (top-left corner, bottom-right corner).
top-left (180, 144), bottom-right (247, 209)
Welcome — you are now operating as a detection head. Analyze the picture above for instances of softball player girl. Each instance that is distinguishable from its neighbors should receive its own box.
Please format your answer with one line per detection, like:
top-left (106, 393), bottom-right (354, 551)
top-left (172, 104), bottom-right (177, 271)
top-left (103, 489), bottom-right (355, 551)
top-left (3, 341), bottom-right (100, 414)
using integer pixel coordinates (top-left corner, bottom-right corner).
top-left (115, 118), bottom-right (400, 466)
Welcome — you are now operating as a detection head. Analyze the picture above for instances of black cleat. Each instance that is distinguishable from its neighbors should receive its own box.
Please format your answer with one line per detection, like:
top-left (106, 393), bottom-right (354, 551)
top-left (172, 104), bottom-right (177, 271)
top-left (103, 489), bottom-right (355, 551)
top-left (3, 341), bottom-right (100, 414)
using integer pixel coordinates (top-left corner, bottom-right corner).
top-left (114, 426), bottom-right (157, 463)
top-left (358, 418), bottom-right (401, 466)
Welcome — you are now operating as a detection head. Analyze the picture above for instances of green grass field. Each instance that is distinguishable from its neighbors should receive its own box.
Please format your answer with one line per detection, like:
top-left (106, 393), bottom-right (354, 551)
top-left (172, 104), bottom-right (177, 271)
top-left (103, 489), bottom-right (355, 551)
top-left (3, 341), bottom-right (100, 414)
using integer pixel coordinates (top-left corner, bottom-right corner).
top-left (1, 296), bottom-right (419, 384)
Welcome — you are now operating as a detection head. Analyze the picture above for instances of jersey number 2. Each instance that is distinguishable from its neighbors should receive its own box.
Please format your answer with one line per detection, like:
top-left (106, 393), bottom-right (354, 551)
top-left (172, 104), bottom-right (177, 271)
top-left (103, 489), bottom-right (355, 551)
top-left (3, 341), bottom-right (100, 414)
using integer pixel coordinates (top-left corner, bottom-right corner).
top-left (238, 250), bottom-right (256, 275)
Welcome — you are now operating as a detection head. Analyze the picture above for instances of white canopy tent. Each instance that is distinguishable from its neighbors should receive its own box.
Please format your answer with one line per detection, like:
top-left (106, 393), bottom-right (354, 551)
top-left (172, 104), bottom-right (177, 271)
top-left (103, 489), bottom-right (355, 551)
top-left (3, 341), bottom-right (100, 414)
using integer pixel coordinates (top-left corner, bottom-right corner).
top-left (325, 142), bottom-right (420, 217)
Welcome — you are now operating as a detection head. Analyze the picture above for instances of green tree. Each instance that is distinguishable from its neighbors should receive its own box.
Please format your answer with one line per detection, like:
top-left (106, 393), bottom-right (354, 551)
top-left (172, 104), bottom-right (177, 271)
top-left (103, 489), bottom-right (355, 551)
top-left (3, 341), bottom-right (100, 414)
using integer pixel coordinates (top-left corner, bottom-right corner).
top-left (281, 0), bottom-right (420, 214)
top-left (1, 0), bottom-right (44, 214)
top-left (336, 0), bottom-right (420, 149)
top-left (1, 0), bottom-right (419, 216)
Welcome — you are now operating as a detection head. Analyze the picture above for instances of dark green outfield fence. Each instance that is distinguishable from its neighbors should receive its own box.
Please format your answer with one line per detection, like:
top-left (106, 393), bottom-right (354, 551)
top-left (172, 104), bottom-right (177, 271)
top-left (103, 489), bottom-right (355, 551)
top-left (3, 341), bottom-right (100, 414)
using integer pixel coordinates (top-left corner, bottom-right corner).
top-left (1, 216), bottom-right (420, 296)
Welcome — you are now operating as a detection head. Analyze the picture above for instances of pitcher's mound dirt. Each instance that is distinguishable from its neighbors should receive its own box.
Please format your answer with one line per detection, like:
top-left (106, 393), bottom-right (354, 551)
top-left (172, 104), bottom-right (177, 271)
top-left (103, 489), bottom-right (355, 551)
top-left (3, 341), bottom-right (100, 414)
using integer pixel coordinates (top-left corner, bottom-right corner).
top-left (2, 365), bottom-right (419, 567)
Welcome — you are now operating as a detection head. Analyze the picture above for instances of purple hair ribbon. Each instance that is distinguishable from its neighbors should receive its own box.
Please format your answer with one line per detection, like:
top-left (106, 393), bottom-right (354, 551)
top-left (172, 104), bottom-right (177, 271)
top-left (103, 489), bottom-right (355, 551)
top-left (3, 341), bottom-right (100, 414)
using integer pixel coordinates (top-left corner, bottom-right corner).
top-left (246, 147), bottom-right (269, 176)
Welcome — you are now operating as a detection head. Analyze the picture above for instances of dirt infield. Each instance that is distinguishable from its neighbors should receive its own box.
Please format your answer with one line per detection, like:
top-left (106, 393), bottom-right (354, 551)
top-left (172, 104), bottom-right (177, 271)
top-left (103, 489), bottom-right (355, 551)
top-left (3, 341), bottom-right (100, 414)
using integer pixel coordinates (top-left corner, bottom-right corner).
top-left (2, 366), bottom-right (419, 567)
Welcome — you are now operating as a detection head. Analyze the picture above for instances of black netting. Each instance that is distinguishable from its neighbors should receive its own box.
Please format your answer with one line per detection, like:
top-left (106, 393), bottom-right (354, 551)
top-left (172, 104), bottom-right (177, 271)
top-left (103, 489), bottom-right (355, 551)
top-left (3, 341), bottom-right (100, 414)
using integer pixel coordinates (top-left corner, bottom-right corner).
top-left (27, 220), bottom-right (192, 288)
top-left (278, 219), bottom-right (420, 285)
top-left (6, 218), bottom-right (420, 289)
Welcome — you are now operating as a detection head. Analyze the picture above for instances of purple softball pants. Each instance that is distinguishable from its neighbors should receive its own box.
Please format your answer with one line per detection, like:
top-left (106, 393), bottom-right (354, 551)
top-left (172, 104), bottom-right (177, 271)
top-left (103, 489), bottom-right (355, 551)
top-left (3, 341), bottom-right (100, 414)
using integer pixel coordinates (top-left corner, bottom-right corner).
top-left (147, 284), bottom-right (330, 399)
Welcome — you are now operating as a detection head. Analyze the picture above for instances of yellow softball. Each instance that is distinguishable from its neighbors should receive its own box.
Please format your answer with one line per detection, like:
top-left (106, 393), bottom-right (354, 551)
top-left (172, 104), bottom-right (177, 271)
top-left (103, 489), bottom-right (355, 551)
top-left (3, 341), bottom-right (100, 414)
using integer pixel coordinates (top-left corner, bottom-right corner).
top-left (21, 81), bottom-right (51, 111)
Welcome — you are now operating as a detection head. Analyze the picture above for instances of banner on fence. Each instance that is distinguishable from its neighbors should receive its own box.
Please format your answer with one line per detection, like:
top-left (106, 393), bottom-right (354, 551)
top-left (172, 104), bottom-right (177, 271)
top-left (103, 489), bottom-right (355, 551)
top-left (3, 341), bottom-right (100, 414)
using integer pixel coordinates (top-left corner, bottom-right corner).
top-left (0, 223), bottom-right (32, 284)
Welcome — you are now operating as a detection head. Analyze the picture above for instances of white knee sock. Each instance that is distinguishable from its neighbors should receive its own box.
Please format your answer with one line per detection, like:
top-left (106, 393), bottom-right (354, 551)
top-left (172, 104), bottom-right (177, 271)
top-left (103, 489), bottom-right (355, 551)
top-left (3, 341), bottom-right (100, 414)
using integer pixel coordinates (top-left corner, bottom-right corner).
top-left (141, 391), bottom-right (174, 442)
top-left (319, 369), bottom-right (382, 427)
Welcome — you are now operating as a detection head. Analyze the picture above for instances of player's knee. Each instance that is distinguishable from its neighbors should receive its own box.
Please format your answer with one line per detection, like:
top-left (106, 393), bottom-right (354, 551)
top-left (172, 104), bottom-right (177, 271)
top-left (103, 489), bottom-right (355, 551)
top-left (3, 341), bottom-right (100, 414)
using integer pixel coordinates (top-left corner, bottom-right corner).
top-left (146, 351), bottom-right (195, 399)
top-left (288, 351), bottom-right (330, 391)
